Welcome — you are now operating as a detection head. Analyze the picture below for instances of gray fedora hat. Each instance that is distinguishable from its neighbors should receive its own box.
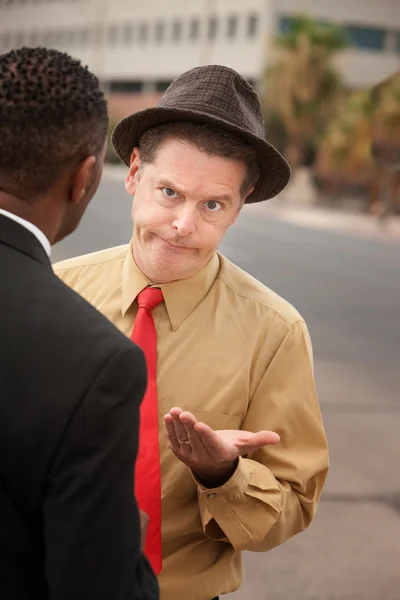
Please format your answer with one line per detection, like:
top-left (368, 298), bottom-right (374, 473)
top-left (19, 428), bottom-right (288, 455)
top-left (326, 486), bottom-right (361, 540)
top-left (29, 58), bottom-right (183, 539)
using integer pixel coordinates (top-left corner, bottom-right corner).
top-left (112, 65), bottom-right (291, 203)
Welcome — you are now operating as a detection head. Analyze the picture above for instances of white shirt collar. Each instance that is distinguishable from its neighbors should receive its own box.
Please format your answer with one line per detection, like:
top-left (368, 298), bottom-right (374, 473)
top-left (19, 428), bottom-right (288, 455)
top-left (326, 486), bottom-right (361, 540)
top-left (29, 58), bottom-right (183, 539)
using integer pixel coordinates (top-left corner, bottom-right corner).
top-left (0, 209), bottom-right (51, 257)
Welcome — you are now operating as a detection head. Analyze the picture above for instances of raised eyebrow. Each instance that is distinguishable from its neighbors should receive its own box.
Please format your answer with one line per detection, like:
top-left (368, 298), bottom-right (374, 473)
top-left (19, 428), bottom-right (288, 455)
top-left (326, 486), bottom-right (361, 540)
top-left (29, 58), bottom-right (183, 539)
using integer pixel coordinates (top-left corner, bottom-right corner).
top-left (157, 177), bottom-right (186, 195)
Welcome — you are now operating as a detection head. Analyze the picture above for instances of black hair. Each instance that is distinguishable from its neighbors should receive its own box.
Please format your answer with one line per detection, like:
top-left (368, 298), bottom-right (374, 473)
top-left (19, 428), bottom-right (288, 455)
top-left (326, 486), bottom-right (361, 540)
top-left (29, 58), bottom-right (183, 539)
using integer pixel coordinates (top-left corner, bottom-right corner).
top-left (0, 46), bottom-right (108, 198)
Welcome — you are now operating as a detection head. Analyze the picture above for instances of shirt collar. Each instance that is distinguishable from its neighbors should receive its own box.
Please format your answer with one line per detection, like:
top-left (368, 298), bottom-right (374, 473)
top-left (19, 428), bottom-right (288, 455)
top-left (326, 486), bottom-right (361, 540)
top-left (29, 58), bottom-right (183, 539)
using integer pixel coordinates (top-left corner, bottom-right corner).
top-left (121, 242), bottom-right (220, 331)
top-left (0, 209), bottom-right (51, 257)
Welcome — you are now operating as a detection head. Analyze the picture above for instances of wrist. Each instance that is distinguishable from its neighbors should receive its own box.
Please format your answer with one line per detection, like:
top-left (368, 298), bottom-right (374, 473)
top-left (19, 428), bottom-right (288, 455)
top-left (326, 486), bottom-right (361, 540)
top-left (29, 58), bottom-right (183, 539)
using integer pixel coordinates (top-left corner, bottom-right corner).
top-left (194, 458), bottom-right (239, 488)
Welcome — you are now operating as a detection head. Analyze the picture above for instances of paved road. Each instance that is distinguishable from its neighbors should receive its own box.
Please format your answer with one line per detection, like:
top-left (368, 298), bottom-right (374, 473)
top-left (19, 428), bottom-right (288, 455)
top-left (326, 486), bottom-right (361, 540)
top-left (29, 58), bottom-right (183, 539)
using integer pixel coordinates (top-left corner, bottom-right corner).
top-left (53, 179), bottom-right (400, 600)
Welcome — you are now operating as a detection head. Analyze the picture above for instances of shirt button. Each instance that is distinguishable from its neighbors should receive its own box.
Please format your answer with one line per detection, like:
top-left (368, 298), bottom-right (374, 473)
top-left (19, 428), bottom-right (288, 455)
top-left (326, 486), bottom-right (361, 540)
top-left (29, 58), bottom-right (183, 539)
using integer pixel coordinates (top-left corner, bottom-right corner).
top-left (208, 493), bottom-right (217, 499)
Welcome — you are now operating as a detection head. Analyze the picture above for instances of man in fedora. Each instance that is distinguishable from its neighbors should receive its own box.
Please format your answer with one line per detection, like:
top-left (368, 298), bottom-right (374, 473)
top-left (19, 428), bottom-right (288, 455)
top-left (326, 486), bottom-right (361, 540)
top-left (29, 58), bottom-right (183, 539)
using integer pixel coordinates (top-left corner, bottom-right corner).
top-left (55, 65), bottom-right (329, 600)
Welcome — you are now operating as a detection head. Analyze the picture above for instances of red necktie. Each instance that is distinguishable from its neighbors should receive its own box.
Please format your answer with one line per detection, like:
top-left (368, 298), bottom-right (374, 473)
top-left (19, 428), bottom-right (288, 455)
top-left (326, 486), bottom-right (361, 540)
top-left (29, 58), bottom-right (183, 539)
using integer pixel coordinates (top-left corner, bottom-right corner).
top-left (130, 287), bottom-right (163, 574)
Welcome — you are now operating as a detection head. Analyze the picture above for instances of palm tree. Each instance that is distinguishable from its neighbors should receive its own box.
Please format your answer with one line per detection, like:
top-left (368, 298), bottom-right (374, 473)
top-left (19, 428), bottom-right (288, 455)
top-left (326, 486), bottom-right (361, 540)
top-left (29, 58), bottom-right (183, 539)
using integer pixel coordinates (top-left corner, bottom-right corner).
top-left (371, 72), bottom-right (400, 170)
top-left (263, 16), bottom-right (347, 167)
top-left (315, 72), bottom-right (400, 214)
top-left (370, 72), bottom-right (400, 218)
top-left (315, 90), bottom-right (375, 192)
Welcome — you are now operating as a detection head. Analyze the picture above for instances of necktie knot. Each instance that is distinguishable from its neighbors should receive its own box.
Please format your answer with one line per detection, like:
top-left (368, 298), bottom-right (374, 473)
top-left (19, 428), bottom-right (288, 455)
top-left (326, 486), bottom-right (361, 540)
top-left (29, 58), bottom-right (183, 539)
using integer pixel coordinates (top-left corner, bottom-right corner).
top-left (137, 287), bottom-right (163, 311)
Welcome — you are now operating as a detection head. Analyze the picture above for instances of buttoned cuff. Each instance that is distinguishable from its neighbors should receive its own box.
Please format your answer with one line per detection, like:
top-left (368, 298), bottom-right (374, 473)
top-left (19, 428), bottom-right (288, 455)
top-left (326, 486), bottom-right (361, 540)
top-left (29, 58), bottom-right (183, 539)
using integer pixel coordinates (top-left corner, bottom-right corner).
top-left (193, 456), bottom-right (251, 499)
top-left (192, 457), bottom-right (254, 545)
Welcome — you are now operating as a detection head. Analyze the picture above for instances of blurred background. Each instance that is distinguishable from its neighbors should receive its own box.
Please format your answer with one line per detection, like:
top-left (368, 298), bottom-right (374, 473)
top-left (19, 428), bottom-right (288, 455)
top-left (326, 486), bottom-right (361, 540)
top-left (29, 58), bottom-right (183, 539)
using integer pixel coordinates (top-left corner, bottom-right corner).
top-left (1, 1), bottom-right (399, 598)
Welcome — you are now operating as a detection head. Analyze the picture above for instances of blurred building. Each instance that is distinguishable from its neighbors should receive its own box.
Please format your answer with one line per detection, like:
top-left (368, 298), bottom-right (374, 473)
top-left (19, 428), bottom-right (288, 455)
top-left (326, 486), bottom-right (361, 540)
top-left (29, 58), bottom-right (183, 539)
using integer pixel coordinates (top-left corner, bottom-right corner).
top-left (1, 0), bottom-right (399, 118)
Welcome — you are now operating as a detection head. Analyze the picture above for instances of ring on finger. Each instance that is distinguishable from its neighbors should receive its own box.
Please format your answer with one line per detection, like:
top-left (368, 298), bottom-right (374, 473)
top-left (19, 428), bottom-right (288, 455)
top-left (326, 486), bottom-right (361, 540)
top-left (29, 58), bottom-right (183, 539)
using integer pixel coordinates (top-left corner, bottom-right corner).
top-left (178, 437), bottom-right (190, 444)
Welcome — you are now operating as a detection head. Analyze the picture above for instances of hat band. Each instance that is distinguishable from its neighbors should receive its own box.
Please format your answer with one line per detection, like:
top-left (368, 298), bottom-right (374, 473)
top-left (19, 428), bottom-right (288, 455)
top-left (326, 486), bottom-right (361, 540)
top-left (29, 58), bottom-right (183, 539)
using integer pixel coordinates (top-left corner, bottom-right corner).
top-left (158, 100), bottom-right (264, 137)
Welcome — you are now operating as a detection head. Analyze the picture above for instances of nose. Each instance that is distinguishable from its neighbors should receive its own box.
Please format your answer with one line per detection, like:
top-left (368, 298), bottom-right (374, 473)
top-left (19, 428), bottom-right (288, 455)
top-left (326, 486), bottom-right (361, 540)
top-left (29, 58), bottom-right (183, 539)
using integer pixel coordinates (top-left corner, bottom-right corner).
top-left (171, 205), bottom-right (197, 236)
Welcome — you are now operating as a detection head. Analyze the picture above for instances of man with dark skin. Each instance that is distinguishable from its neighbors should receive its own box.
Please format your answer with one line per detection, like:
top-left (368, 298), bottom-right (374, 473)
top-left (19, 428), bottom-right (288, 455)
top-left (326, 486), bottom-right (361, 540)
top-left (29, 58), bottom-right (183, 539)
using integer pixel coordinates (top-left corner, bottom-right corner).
top-left (0, 47), bottom-right (158, 600)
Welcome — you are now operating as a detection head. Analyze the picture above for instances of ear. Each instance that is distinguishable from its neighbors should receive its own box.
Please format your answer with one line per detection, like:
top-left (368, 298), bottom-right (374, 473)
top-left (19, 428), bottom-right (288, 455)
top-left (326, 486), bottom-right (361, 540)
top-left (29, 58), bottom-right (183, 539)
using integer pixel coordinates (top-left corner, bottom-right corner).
top-left (125, 147), bottom-right (141, 196)
top-left (232, 186), bottom-right (254, 223)
top-left (70, 155), bottom-right (97, 206)
top-left (242, 187), bottom-right (254, 207)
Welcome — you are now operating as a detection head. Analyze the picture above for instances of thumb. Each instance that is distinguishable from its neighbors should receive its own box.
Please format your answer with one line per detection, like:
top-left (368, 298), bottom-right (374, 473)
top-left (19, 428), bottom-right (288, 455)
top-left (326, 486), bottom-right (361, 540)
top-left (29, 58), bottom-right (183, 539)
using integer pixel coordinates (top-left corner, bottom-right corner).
top-left (236, 430), bottom-right (280, 452)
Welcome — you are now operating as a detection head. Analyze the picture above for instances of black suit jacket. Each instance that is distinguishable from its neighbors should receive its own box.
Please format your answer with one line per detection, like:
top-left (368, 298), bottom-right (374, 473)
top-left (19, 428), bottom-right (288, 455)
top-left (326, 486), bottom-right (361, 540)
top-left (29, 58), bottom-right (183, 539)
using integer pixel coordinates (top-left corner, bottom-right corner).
top-left (0, 215), bottom-right (159, 600)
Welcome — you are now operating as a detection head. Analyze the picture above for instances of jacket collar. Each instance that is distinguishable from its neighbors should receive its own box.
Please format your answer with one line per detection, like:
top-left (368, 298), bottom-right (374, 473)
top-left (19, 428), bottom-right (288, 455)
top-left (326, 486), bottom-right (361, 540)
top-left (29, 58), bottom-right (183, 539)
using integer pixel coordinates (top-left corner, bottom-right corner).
top-left (0, 214), bottom-right (51, 268)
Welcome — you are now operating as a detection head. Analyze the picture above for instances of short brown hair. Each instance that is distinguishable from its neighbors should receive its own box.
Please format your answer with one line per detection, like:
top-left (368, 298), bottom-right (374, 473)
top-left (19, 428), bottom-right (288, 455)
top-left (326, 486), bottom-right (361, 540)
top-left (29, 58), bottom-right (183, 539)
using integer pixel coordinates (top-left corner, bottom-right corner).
top-left (138, 121), bottom-right (260, 198)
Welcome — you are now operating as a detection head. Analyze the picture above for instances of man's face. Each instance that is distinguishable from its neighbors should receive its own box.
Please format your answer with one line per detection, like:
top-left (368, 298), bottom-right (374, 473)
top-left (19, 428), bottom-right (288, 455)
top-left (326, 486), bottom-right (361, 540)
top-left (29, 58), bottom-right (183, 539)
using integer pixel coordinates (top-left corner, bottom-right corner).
top-left (125, 138), bottom-right (250, 283)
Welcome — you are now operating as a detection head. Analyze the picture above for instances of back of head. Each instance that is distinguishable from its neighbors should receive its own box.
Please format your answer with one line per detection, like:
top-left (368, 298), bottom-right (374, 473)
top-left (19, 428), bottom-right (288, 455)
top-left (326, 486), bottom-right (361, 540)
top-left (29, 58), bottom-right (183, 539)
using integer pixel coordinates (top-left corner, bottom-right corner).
top-left (0, 47), bottom-right (108, 200)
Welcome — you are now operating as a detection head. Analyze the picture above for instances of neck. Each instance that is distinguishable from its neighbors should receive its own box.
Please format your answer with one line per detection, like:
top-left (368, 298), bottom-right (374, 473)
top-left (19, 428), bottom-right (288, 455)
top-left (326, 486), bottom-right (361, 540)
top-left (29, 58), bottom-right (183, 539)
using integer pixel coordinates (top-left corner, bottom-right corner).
top-left (0, 191), bottom-right (60, 245)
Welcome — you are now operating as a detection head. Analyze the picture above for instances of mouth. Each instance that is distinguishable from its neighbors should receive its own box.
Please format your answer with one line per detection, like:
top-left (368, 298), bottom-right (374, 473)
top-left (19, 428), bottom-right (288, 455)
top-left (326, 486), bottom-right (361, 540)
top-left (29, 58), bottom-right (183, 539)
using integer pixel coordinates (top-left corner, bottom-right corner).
top-left (156, 235), bottom-right (193, 251)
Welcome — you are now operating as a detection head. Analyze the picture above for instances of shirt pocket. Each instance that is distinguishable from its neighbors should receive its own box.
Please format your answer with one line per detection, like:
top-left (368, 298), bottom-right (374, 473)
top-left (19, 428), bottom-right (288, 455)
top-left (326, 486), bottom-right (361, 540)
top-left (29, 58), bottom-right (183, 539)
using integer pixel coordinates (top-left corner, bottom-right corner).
top-left (180, 403), bottom-right (244, 431)
top-left (160, 398), bottom-right (244, 430)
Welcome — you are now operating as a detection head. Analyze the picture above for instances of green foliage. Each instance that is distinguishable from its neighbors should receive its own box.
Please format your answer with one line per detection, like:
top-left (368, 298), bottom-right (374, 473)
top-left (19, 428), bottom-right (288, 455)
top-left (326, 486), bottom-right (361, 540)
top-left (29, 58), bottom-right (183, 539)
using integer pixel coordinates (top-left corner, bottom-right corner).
top-left (263, 15), bottom-right (347, 166)
top-left (278, 15), bottom-right (347, 53)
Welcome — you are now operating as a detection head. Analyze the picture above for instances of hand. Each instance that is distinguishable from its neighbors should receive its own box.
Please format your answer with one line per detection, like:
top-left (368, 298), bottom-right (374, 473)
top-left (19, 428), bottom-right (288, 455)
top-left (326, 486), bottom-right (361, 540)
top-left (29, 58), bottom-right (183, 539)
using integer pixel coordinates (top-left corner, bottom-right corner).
top-left (139, 510), bottom-right (149, 552)
top-left (164, 407), bottom-right (280, 486)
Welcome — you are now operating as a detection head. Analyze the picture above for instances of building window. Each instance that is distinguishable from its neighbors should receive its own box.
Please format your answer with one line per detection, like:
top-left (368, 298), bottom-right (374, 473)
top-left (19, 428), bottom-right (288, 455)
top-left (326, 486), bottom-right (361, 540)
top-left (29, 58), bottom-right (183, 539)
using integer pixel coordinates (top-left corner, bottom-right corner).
top-left (154, 21), bottom-right (165, 43)
top-left (123, 23), bottom-right (134, 44)
top-left (395, 31), bottom-right (400, 53)
top-left (208, 15), bottom-right (218, 40)
top-left (155, 80), bottom-right (172, 92)
top-left (108, 24), bottom-right (119, 45)
top-left (278, 16), bottom-right (294, 34)
top-left (278, 16), bottom-right (329, 34)
top-left (109, 80), bottom-right (143, 93)
top-left (172, 19), bottom-right (182, 42)
top-left (138, 22), bottom-right (148, 43)
top-left (227, 15), bottom-right (238, 39)
top-left (86, 27), bottom-right (96, 45)
top-left (92, 25), bottom-right (103, 46)
top-left (247, 13), bottom-right (258, 38)
top-left (346, 25), bottom-right (385, 51)
top-left (189, 17), bottom-right (200, 41)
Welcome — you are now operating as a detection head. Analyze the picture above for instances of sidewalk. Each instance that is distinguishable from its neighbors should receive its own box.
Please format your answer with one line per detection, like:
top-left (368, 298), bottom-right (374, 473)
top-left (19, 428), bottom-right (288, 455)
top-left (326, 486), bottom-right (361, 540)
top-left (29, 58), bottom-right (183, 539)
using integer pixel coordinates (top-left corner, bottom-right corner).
top-left (251, 202), bottom-right (400, 243)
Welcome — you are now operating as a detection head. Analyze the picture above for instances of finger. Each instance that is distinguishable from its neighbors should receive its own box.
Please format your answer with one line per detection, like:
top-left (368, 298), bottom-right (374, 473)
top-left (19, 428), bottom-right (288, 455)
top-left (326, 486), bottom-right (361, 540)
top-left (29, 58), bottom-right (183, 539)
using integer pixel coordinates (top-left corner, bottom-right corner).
top-left (235, 430), bottom-right (280, 453)
top-left (164, 414), bottom-right (180, 451)
top-left (171, 410), bottom-right (190, 443)
top-left (179, 411), bottom-right (197, 426)
top-left (193, 420), bottom-right (226, 452)
top-left (169, 407), bottom-right (183, 418)
top-left (179, 412), bottom-right (207, 455)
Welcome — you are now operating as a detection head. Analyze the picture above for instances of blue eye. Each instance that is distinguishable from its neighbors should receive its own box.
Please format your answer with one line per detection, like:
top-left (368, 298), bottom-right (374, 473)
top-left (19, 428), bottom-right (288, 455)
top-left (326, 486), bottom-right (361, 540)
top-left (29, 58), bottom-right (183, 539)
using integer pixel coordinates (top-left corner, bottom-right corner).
top-left (162, 187), bottom-right (178, 198)
top-left (205, 200), bottom-right (222, 211)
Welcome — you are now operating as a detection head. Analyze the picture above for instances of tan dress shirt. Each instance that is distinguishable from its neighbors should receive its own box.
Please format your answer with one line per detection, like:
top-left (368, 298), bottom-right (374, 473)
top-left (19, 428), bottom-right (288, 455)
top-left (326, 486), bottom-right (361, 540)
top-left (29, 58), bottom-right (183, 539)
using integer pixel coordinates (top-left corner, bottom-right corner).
top-left (54, 245), bottom-right (328, 600)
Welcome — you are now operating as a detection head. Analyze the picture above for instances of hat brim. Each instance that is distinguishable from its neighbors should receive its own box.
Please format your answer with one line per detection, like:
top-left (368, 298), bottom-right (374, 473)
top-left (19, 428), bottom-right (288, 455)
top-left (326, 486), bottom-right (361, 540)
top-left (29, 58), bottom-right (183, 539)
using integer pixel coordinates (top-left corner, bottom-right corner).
top-left (112, 106), bottom-right (291, 203)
